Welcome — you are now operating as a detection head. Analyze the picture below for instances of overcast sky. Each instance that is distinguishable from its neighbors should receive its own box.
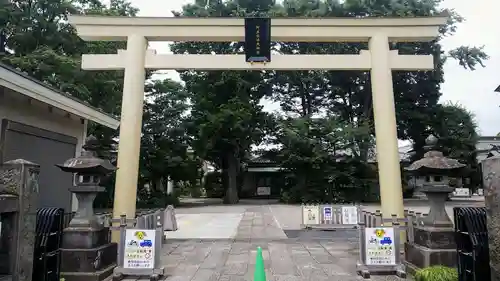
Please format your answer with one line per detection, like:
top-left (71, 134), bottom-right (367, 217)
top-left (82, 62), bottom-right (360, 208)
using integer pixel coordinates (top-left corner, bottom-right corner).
top-left (127, 0), bottom-right (500, 137)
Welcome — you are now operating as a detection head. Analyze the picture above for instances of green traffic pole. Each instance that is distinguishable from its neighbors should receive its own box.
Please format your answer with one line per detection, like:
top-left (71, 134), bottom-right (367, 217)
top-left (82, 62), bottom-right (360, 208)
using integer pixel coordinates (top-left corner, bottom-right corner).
top-left (254, 247), bottom-right (267, 281)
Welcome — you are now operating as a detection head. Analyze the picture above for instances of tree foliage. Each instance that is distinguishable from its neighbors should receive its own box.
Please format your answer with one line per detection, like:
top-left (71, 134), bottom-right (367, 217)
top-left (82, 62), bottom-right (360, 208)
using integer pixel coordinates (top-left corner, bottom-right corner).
top-left (272, 116), bottom-right (376, 203)
top-left (169, 0), bottom-right (487, 204)
top-left (1, 0), bottom-right (200, 207)
top-left (170, 0), bottom-right (276, 204)
top-left (140, 79), bottom-right (199, 186)
top-left (0, 0), bottom-right (486, 206)
top-left (432, 103), bottom-right (478, 159)
top-left (265, 0), bottom-right (485, 202)
top-left (430, 102), bottom-right (480, 190)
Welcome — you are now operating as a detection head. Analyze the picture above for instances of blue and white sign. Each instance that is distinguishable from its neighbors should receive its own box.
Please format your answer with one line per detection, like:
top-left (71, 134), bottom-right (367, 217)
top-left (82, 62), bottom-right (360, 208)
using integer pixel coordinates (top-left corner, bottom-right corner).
top-left (323, 206), bottom-right (332, 220)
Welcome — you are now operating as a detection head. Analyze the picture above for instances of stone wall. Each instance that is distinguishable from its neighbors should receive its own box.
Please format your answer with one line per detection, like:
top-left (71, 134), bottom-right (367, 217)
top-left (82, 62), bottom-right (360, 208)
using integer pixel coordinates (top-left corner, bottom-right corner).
top-left (0, 159), bottom-right (40, 281)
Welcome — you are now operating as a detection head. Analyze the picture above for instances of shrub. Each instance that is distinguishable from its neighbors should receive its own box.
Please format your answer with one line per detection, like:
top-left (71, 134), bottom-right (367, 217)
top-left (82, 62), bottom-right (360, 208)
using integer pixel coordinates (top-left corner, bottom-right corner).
top-left (136, 191), bottom-right (180, 208)
top-left (279, 191), bottom-right (291, 203)
top-left (414, 266), bottom-right (458, 281)
top-left (204, 172), bottom-right (224, 198)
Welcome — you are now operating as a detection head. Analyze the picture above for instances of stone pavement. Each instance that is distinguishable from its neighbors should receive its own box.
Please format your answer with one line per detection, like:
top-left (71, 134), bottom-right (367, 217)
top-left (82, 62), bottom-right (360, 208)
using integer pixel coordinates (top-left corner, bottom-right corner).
top-left (166, 213), bottom-right (243, 239)
top-left (122, 205), bottom-right (408, 281)
top-left (120, 200), bottom-right (484, 281)
top-left (158, 238), bottom-right (364, 281)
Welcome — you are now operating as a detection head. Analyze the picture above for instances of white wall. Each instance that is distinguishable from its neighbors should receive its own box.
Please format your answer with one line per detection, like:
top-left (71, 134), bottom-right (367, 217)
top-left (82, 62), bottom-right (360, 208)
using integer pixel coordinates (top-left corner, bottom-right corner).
top-left (0, 92), bottom-right (87, 211)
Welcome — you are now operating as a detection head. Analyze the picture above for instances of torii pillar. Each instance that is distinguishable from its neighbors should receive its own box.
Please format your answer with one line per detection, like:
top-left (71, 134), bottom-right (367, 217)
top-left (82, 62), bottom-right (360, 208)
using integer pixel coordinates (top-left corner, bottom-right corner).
top-left (113, 34), bottom-right (147, 225)
top-left (370, 33), bottom-right (404, 217)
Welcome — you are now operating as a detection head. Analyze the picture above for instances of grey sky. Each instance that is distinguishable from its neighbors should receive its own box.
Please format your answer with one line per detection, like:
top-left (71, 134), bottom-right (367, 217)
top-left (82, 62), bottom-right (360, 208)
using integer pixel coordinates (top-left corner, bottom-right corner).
top-left (127, 0), bottom-right (500, 136)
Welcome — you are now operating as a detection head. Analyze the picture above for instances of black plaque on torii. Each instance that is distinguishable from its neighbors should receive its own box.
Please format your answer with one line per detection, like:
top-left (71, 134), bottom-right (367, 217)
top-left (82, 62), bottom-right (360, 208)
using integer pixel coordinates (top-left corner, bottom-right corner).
top-left (244, 18), bottom-right (271, 63)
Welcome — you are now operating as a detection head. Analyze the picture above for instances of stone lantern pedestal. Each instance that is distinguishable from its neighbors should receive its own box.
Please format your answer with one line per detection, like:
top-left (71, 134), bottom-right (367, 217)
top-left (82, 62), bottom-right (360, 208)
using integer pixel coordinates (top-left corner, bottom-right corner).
top-left (62, 185), bottom-right (107, 247)
top-left (404, 135), bottom-right (464, 273)
top-left (59, 186), bottom-right (117, 281)
top-left (56, 136), bottom-right (118, 281)
top-left (405, 184), bottom-right (457, 273)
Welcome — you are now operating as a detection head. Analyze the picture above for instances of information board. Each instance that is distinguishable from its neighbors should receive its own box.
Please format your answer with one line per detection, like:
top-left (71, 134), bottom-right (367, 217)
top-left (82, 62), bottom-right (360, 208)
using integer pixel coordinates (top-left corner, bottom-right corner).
top-left (323, 206), bottom-right (332, 221)
top-left (302, 205), bottom-right (320, 225)
top-left (123, 229), bottom-right (156, 269)
top-left (256, 186), bottom-right (271, 196)
top-left (364, 227), bottom-right (396, 265)
top-left (454, 188), bottom-right (470, 197)
top-left (341, 206), bottom-right (358, 225)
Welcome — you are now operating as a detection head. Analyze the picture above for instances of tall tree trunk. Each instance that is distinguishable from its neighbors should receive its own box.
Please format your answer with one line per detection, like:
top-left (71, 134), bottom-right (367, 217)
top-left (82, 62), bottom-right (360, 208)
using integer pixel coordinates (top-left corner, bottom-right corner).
top-left (223, 152), bottom-right (239, 204)
top-left (358, 139), bottom-right (370, 162)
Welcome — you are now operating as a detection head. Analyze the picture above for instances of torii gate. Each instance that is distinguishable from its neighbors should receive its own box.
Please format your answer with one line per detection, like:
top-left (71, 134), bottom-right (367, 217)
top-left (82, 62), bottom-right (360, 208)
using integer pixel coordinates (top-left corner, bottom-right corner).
top-left (69, 15), bottom-right (447, 237)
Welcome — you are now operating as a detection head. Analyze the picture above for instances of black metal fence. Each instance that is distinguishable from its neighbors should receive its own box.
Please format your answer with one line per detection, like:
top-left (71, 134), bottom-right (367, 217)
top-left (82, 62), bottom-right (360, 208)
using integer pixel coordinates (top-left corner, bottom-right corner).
top-left (31, 209), bottom-right (157, 281)
top-left (454, 207), bottom-right (491, 281)
top-left (33, 208), bottom-right (66, 281)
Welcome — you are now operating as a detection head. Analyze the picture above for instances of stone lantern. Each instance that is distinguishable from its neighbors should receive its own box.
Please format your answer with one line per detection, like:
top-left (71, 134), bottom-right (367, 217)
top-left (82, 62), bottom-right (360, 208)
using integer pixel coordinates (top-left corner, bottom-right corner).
top-left (57, 135), bottom-right (116, 229)
top-left (57, 135), bottom-right (118, 281)
top-left (404, 134), bottom-right (465, 272)
top-left (405, 134), bottom-right (465, 227)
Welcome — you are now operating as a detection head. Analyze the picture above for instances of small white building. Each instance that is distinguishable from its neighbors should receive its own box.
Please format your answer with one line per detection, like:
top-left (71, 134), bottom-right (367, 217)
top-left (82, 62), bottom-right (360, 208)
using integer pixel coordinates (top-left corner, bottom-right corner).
top-left (0, 63), bottom-right (119, 211)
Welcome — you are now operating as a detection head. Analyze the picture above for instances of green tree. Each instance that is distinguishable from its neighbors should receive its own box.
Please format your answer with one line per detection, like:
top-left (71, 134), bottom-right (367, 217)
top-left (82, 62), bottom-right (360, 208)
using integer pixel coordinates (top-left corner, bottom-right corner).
top-left (170, 0), bottom-right (275, 204)
top-left (430, 102), bottom-right (480, 190)
top-left (1, 0), bottom-right (138, 111)
top-left (266, 0), bottom-right (487, 203)
top-left (0, 0), bottom-right (141, 151)
top-left (137, 78), bottom-right (200, 206)
top-left (171, 0), bottom-right (488, 204)
top-left (140, 78), bottom-right (200, 189)
top-left (432, 103), bottom-right (478, 159)
top-left (0, 0), bottom-right (142, 207)
top-left (270, 0), bottom-right (487, 160)
top-left (273, 116), bottom-right (374, 203)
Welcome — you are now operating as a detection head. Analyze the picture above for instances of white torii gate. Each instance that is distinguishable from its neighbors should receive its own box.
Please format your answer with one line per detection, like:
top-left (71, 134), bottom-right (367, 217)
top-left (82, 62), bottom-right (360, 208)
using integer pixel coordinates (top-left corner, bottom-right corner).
top-left (69, 15), bottom-right (446, 236)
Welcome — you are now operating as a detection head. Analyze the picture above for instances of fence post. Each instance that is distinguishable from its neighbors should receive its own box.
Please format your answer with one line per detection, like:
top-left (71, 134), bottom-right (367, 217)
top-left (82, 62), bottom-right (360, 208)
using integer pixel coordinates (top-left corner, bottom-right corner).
top-left (163, 205), bottom-right (178, 231)
top-left (392, 216), bottom-right (406, 278)
top-left (356, 213), bottom-right (370, 278)
top-left (117, 214), bottom-right (127, 268)
top-left (407, 211), bottom-right (415, 244)
top-left (135, 216), bottom-right (146, 229)
top-left (375, 210), bottom-right (382, 226)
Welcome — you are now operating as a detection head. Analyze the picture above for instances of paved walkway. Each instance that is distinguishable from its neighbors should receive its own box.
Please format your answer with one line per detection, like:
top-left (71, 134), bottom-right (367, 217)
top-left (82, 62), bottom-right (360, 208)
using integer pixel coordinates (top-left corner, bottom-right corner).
top-left (122, 200), bottom-right (485, 281)
top-left (159, 206), bottom-right (365, 281)
top-left (122, 205), bottom-right (402, 281)
top-left (166, 213), bottom-right (243, 239)
top-left (159, 238), bottom-right (363, 281)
